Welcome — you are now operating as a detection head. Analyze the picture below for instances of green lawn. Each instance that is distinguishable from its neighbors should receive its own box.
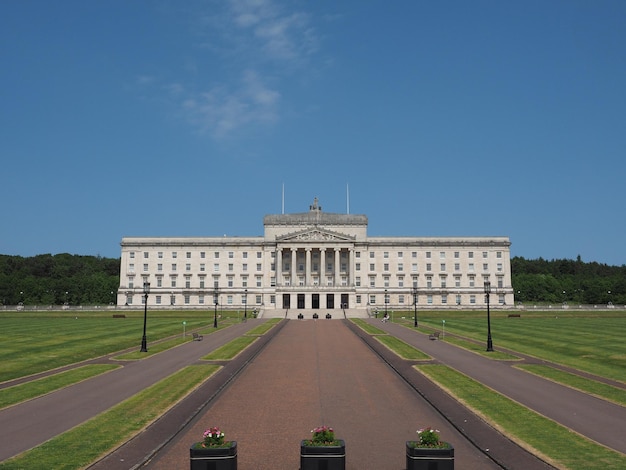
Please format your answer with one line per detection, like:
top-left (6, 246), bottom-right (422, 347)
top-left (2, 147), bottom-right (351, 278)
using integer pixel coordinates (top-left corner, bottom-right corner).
top-left (406, 310), bottom-right (626, 381)
top-left (0, 310), bottom-right (237, 382)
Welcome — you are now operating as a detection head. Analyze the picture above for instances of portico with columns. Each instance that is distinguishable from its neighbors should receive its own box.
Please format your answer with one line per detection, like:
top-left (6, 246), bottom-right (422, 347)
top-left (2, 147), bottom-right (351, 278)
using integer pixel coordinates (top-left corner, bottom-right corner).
top-left (118, 197), bottom-right (514, 312)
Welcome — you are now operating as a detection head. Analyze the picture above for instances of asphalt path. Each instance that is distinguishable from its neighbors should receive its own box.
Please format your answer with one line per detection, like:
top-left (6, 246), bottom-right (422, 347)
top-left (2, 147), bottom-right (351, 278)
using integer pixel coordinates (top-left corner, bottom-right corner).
top-left (0, 321), bottom-right (263, 461)
top-left (369, 319), bottom-right (626, 456)
top-left (1, 317), bottom-right (623, 469)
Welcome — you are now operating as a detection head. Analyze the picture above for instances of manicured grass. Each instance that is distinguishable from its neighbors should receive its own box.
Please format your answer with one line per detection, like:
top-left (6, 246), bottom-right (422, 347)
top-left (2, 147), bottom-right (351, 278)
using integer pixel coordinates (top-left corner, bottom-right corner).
top-left (375, 335), bottom-right (430, 360)
top-left (351, 318), bottom-right (386, 335)
top-left (0, 364), bottom-right (220, 470)
top-left (203, 336), bottom-right (258, 360)
top-left (517, 364), bottom-right (626, 406)
top-left (247, 318), bottom-right (281, 335)
top-left (409, 310), bottom-right (626, 382)
top-left (416, 364), bottom-right (626, 470)
top-left (0, 310), bottom-right (235, 382)
top-left (0, 364), bottom-right (119, 409)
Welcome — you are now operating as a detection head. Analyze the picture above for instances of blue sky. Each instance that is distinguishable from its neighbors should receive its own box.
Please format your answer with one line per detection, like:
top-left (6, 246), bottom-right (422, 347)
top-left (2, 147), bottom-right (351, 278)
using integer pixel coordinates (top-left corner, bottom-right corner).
top-left (1, 1), bottom-right (625, 265)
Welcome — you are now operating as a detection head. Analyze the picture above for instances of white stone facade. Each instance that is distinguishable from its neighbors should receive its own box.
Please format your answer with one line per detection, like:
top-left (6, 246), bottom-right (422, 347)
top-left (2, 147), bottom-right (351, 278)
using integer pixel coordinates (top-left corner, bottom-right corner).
top-left (117, 199), bottom-right (513, 310)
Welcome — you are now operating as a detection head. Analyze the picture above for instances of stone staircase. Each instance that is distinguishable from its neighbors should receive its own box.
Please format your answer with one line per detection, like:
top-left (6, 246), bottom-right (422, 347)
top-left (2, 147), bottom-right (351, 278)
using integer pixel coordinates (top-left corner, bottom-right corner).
top-left (259, 308), bottom-right (371, 320)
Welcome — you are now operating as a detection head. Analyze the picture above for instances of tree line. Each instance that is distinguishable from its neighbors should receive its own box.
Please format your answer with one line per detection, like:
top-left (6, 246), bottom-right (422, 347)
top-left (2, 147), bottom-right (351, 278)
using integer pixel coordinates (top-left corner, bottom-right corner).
top-left (0, 254), bottom-right (120, 306)
top-left (0, 253), bottom-right (624, 307)
top-left (512, 255), bottom-right (626, 305)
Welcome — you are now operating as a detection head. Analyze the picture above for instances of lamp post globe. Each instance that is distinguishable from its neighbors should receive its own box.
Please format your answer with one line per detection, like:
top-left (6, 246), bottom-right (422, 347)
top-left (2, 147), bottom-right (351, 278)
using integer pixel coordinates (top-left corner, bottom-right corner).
top-left (140, 282), bottom-right (150, 352)
top-left (244, 289), bottom-right (248, 321)
top-left (484, 281), bottom-right (493, 352)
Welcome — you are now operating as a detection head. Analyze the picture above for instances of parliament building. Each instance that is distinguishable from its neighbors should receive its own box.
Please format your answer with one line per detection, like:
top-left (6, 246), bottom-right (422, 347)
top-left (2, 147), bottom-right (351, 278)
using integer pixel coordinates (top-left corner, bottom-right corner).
top-left (117, 199), bottom-right (513, 312)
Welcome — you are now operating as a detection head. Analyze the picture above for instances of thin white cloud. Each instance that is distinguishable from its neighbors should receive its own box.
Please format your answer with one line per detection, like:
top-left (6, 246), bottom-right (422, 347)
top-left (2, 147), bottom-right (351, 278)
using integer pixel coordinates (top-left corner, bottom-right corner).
top-left (154, 0), bottom-right (321, 138)
top-left (182, 70), bottom-right (280, 138)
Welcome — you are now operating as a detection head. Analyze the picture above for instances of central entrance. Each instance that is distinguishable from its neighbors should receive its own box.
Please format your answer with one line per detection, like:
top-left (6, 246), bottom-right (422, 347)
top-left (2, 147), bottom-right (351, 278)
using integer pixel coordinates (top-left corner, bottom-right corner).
top-left (312, 294), bottom-right (320, 309)
top-left (326, 294), bottom-right (334, 309)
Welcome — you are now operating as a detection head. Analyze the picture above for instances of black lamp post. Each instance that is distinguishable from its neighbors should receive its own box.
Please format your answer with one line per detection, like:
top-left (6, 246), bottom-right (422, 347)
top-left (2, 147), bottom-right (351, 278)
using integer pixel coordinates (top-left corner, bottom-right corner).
top-left (213, 288), bottom-right (219, 328)
top-left (140, 282), bottom-right (150, 352)
top-left (484, 281), bottom-right (493, 352)
top-left (384, 289), bottom-right (388, 318)
top-left (244, 288), bottom-right (247, 321)
top-left (412, 285), bottom-right (418, 327)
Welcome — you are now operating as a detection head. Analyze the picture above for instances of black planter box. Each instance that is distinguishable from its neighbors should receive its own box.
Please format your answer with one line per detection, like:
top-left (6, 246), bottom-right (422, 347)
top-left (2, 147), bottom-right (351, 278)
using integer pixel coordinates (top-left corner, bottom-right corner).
top-left (300, 439), bottom-right (345, 470)
top-left (190, 441), bottom-right (237, 470)
top-left (406, 442), bottom-right (454, 470)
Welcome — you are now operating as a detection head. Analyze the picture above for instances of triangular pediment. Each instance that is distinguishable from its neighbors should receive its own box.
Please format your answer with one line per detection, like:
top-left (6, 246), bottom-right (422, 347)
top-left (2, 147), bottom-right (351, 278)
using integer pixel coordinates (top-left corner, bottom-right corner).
top-left (277, 227), bottom-right (355, 242)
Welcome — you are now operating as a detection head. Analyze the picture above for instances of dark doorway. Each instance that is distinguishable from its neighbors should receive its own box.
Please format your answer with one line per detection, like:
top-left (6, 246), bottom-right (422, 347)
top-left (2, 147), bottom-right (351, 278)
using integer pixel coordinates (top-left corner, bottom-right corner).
top-left (326, 294), bottom-right (334, 309)
top-left (282, 293), bottom-right (290, 309)
top-left (297, 293), bottom-right (305, 309)
top-left (312, 294), bottom-right (320, 309)
top-left (341, 294), bottom-right (349, 309)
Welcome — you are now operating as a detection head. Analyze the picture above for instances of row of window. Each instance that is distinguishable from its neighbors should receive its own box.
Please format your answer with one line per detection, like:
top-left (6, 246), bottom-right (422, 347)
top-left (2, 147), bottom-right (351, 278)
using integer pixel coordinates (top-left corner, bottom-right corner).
top-left (126, 292), bottom-right (506, 306)
top-left (128, 249), bottom-right (505, 261)
top-left (130, 251), bottom-right (264, 259)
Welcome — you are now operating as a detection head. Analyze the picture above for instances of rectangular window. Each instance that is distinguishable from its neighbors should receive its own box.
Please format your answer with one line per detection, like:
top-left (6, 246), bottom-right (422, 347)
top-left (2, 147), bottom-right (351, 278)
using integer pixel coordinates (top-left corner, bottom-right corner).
top-left (200, 263), bottom-right (205, 272)
top-left (186, 252), bottom-right (191, 258)
top-left (215, 252), bottom-right (220, 259)
top-left (384, 263), bottom-right (389, 271)
top-left (186, 263), bottom-right (191, 271)
top-left (143, 264), bottom-right (148, 272)
top-left (158, 252), bottom-right (163, 259)
top-left (243, 252), bottom-right (248, 258)
top-left (157, 263), bottom-right (163, 272)
top-left (356, 262), bottom-right (361, 271)
top-left (426, 252), bottom-right (431, 258)
top-left (172, 264), bottom-right (177, 271)
top-left (398, 263), bottom-right (403, 272)
top-left (384, 252), bottom-right (389, 258)
top-left (172, 252), bottom-right (177, 258)
top-left (257, 263), bottom-right (262, 271)
top-left (228, 252), bottom-right (234, 258)
top-left (200, 252), bottom-right (206, 258)
top-left (144, 252), bottom-right (149, 258)
top-left (370, 263), bottom-right (375, 271)
top-left (214, 263), bottom-right (219, 272)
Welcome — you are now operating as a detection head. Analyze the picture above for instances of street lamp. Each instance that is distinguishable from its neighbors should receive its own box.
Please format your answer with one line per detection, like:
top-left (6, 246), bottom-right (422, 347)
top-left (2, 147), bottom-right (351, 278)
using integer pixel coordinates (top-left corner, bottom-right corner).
top-left (213, 288), bottom-right (219, 328)
top-left (484, 281), bottom-right (493, 352)
top-left (140, 282), bottom-right (150, 352)
top-left (244, 288), bottom-right (248, 322)
top-left (384, 289), bottom-right (388, 319)
top-left (412, 285), bottom-right (418, 327)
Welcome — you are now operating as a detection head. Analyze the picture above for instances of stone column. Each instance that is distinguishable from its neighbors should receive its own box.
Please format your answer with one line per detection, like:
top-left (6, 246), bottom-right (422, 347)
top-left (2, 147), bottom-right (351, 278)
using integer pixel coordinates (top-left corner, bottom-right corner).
top-left (348, 248), bottom-right (354, 287)
top-left (305, 248), bottom-right (312, 286)
top-left (291, 248), bottom-right (297, 287)
top-left (320, 248), bottom-right (326, 286)
top-left (276, 248), bottom-right (282, 287)
top-left (334, 248), bottom-right (341, 287)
